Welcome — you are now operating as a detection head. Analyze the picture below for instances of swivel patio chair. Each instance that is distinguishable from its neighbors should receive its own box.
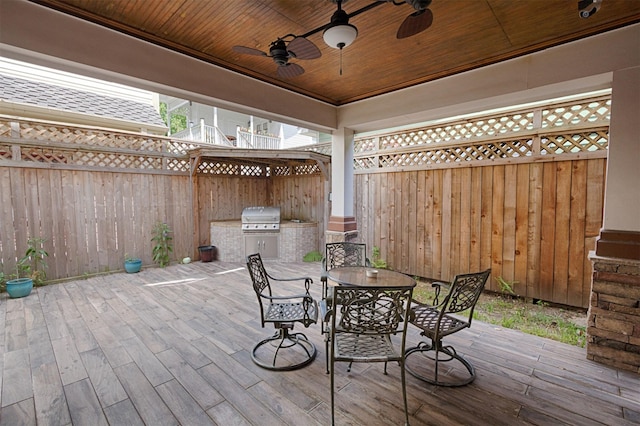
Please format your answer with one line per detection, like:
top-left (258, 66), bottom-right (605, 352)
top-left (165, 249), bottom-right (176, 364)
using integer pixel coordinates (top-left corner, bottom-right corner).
top-left (320, 242), bottom-right (370, 372)
top-left (246, 253), bottom-right (318, 371)
top-left (329, 285), bottom-right (413, 425)
top-left (405, 269), bottom-right (491, 386)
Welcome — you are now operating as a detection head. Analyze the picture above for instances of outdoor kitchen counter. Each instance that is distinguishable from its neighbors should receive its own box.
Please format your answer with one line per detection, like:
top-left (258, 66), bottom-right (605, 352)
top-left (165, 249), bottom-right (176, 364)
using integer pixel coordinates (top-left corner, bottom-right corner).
top-left (210, 220), bottom-right (318, 262)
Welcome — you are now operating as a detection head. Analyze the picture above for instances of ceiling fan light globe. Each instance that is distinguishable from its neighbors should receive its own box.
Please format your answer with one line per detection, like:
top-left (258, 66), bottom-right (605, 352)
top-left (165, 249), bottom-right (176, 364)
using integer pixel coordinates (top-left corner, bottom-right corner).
top-left (323, 24), bottom-right (358, 49)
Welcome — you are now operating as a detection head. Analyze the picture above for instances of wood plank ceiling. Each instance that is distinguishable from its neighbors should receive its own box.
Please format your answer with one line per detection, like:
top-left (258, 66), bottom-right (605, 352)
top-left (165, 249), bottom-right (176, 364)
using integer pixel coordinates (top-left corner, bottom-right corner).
top-left (30, 0), bottom-right (640, 106)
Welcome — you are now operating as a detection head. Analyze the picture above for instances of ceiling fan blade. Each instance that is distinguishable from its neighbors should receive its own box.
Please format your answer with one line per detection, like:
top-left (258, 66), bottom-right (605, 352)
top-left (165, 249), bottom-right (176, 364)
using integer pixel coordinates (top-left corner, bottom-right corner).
top-left (232, 45), bottom-right (268, 56)
top-left (277, 63), bottom-right (305, 78)
top-left (396, 9), bottom-right (433, 39)
top-left (287, 37), bottom-right (321, 60)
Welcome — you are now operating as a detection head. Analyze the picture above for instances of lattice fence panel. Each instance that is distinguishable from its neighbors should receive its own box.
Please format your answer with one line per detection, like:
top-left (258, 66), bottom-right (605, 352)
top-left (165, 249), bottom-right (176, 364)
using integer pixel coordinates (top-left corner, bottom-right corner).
top-left (307, 144), bottom-right (332, 156)
top-left (355, 138), bottom-right (377, 153)
top-left (0, 120), bottom-right (11, 137)
top-left (21, 147), bottom-right (68, 163)
top-left (168, 140), bottom-right (198, 154)
top-left (0, 144), bottom-right (12, 160)
top-left (272, 166), bottom-right (291, 176)
top-left (541, 130), bottom-right (609, 155)
top-left (354, 157), bottom-right (377, 170)
top-left (379, 111), bottom-right (535, 150)
top-left (542, 97), bottom-right (610, 128)
top-left (72, 152), bottom-right (164, 169)
top-left (166, 158), bottom-right (190, 172)
top-left (366, 139), bottom-right (533, 169)
top-left (17, 122), bottom-right (163, 151)
top-left (293, 164), bottom-right (321, 175)
top-left (197, 161), bottom-right (267, 176)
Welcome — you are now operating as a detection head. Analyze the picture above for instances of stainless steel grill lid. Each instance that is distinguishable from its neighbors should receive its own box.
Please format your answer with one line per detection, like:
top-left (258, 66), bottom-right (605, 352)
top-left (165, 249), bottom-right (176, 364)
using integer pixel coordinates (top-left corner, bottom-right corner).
top-left (241, 206), bottom-right (281, 231)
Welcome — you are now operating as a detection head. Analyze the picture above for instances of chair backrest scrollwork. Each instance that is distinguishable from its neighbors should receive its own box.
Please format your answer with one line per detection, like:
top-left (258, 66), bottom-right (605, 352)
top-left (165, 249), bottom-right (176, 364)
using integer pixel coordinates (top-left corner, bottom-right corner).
top-left (325, 242), bottom-right (369, 271)
top-left (443, 269), bottom-right (492, 322)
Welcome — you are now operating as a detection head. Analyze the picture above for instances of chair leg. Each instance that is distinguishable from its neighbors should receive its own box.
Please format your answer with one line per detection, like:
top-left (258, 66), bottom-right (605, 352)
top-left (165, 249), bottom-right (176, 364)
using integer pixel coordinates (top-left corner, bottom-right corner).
top-left (401, 359), bottom-right (409, 426)
top-left (404, 340), bottom-right (476, 387)
top-left (251, 327), bottom-right (317, 371)
top-left (330, 348), bottom-right (335, 425)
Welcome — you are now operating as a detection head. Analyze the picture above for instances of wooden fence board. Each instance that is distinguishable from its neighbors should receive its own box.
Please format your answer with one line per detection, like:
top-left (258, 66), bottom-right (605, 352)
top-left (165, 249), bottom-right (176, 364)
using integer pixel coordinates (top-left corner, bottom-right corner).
top-left (490, 165), bottom-right (505, 292)
top-left (553, 162), bottom-right (572, 305)
top-left (432, 169), bottom-right (443, 280)
top-left (527, 163), bottom-right (543, 300)
top-left (480, 166), bottom-right (493, 276)
top-left (403, 172), bottom-right (414, 272)
top-left (502, 164), bottom-right (517, 288)
top-left (568, 161), bottom-right (587, 308)
top-left (514, 165), bottom-right (529, 296)
top-left (415, 171), bottom-right (426, 276)
top-left (422, 170), bottom-right (434, 279)
top-left (469, 167), bottom-right (482, 273)
top-left (539, 162), bottom-right (557, 301)
top-left (47, 170), bottom-right (63, 279)
top-left (459, 167), bottom-right (472, 274)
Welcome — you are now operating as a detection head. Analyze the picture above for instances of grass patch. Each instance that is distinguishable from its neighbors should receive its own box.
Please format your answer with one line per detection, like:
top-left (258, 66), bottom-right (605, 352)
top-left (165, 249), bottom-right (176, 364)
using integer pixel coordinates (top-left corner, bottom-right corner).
top-left (413, 279), bottom-right (587, 348)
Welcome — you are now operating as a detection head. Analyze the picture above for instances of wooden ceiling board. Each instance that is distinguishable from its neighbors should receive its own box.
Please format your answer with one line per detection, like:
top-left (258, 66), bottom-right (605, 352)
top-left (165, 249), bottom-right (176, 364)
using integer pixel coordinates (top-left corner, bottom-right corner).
top-left (28, 0), bottom-right (640, 105)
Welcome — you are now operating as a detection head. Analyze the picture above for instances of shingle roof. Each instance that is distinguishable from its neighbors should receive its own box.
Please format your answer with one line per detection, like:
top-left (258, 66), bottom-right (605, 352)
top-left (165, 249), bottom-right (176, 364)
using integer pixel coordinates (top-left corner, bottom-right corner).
top-left (0, 73), bottom-right (167, 128)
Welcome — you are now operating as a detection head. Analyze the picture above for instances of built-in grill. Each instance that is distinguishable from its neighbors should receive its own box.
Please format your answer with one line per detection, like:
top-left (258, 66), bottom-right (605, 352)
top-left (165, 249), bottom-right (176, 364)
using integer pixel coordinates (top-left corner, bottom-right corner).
top-left (241, 206), bottom-right (281, 232)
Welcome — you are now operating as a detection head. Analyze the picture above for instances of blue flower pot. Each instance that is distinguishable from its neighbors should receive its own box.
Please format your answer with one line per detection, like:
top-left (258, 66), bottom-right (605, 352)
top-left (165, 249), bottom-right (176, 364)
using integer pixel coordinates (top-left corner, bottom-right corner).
top-left (124, 259), bottom-right (142, 273)
top-left (6, 278), bottom-right (33, 298)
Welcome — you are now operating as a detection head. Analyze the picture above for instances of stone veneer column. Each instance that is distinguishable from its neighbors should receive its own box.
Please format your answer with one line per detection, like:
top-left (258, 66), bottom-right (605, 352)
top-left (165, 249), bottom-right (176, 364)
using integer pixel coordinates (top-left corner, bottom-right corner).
top-left (587, 255), bottom-right (640, 373)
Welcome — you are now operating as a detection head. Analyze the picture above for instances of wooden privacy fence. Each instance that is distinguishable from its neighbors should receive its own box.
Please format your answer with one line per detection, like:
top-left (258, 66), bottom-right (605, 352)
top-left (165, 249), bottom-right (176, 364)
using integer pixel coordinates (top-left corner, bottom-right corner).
top-left (350, 94), bottom-right (610, 308)
top-left (0, 117), bottom-right (326, 281)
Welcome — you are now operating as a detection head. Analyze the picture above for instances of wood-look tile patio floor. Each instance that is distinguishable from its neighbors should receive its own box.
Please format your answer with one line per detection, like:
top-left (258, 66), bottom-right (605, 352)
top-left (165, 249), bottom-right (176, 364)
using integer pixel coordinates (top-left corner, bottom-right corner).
top-left (1, 261), bottom-right (638, 425)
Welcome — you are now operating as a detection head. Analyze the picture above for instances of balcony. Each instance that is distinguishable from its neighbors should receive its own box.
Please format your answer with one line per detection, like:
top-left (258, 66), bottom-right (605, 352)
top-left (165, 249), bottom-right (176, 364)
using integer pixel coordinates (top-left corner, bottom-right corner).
top-left (172, 123), bottom-right (281, 149)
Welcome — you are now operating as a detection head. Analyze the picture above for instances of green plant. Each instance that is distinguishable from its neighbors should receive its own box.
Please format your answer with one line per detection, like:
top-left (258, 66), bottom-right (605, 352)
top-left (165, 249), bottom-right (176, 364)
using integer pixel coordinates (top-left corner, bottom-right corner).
top-left (303, 250), bottom-right (323, 262)
top-left (18, 237), bottom-right (49, 286)
top-left (125, 253), bottom-right (140, 262)
top-left (495, 276), bottom-right (518, 295)
top-left (151, 222), bottom-right (173, 267)
top-left (371, 246), bottom-right (388, 269)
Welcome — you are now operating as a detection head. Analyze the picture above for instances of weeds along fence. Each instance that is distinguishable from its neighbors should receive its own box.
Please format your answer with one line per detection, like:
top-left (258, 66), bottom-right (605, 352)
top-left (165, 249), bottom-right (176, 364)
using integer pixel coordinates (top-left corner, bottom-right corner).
top-left (0, 117), bottom-right (327, 281)
top-left (349, 94), bottom-right (610, 309)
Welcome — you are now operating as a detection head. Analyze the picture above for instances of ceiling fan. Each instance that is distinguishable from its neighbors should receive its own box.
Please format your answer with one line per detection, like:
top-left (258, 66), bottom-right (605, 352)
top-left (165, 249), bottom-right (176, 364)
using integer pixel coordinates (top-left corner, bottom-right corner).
top-left (232, 0), bottom-right (435, 78)
top-left (232, 34), bottom-right (321, 78)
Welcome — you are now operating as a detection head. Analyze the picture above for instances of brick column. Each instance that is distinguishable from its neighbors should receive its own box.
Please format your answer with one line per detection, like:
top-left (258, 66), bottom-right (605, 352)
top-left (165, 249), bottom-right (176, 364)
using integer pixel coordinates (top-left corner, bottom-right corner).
top-left (587, 254), bottom-right (640, 373)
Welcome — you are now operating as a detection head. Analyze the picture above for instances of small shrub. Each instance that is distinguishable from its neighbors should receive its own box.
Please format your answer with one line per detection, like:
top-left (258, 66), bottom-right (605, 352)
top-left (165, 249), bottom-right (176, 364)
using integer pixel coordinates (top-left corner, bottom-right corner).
top-left (303, 250), bottom-right (323, 262)
top-left (371, 246), bottom-right (388, 269)
top-left (495, 276), bottom-right (518, 295)
top-left (20, 237), bottom-right (49, 286)
top-left (151, 222), bottom-right (173, 267)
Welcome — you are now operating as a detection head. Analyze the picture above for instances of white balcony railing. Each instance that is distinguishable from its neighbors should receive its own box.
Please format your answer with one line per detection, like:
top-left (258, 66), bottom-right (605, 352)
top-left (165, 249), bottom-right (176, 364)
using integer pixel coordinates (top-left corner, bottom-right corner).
top-left (235, 129), bottom-right (281, 149)
top-left (172, 123), bottom-right (235, 146)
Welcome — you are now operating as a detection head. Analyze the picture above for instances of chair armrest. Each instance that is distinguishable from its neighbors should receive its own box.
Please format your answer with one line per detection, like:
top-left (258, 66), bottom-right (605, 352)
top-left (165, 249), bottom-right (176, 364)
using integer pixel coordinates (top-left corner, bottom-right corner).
top-left (319, 298), bottom-right (333, 324)
top-left (269, 275), bottom-right (313, 292)
top-left (431, 281), bottom-right (449, 306)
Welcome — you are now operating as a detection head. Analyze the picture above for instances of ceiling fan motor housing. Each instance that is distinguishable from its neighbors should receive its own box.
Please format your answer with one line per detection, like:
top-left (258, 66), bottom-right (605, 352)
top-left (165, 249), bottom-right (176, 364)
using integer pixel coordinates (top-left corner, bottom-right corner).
top-left (270, 39), bottom-right (290, 65)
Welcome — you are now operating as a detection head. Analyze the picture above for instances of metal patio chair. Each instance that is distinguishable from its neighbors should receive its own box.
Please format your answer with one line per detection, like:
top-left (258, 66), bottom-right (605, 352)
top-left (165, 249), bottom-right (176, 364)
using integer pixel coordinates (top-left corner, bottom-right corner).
top-left (405, 269), bottom-right (491, 386)
top-left (246, 253), bottom-right (318, 371)
top-left (320, 242), bottom-right (370, 372)
top-left (329, 285), bottom-right (413, 425)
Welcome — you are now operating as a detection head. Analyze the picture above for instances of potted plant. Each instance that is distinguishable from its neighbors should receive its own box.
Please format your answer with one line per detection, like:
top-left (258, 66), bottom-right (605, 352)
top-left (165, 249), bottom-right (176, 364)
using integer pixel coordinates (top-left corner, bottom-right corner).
top-left (5, 255), bottom-right (34, 299)
top-left (4, 237), bottom-right (49, 298)
top-left (124, 254), bottom-right (142, 273)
